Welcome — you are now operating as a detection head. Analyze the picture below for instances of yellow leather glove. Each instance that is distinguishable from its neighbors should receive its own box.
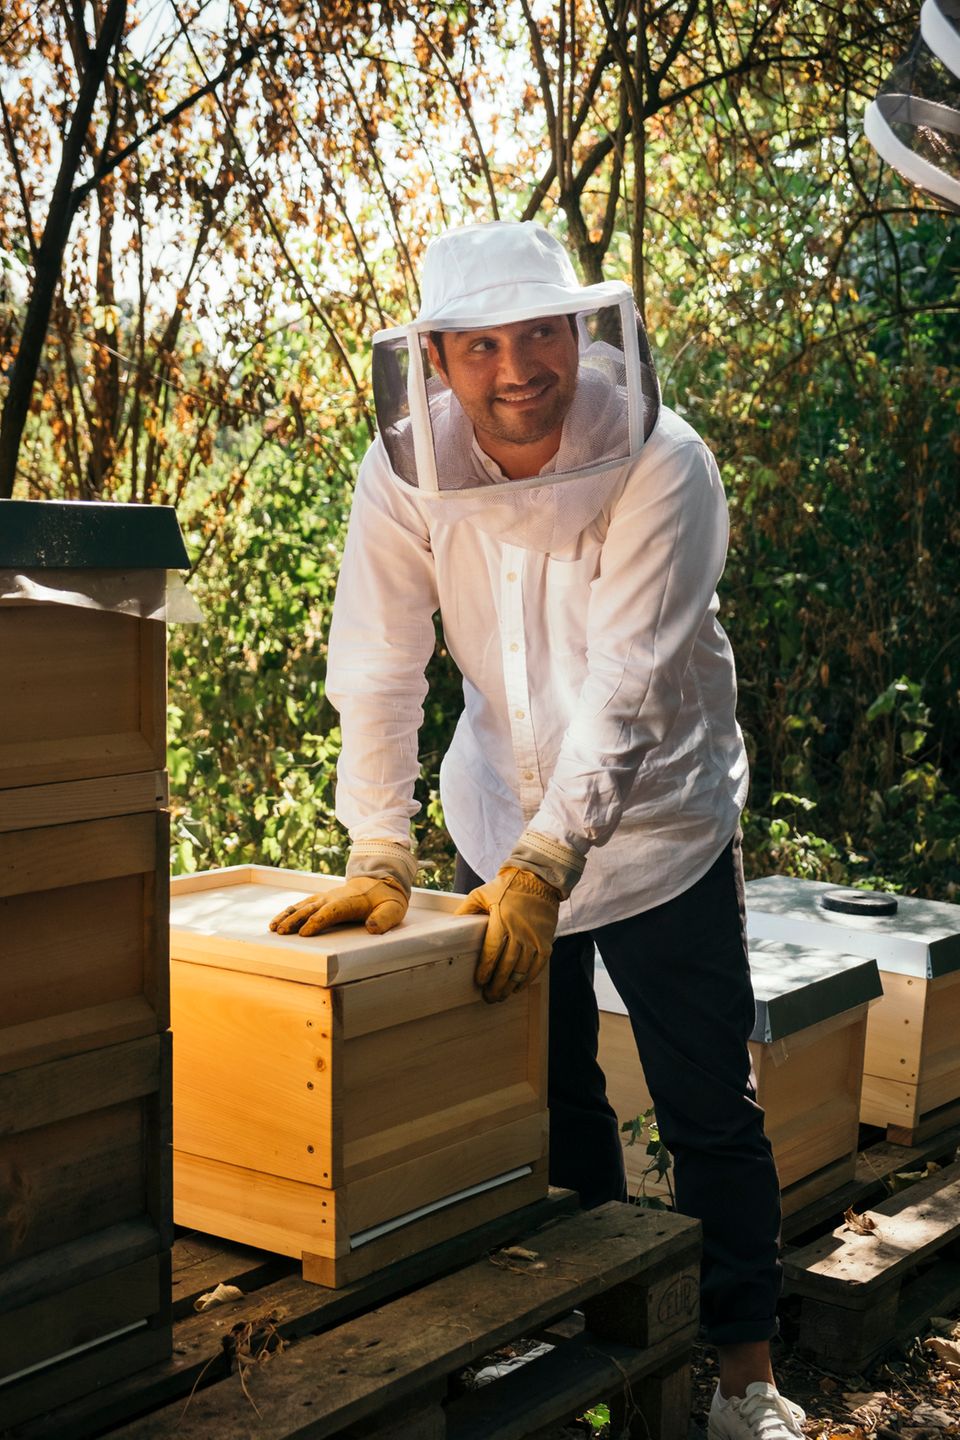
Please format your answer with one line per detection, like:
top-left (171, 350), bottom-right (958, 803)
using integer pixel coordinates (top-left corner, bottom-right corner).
top-left (455, 866), bottom-right (561, 1003)
top-left (270, 875), bottom-right (408, 937)
top-left (269, 840), bottom-right (416, 938)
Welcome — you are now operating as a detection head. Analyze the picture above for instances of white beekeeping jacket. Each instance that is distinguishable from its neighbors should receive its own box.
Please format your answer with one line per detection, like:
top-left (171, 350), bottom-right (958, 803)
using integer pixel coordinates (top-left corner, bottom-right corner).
top-left (325, 404), bottom-right (749, 934)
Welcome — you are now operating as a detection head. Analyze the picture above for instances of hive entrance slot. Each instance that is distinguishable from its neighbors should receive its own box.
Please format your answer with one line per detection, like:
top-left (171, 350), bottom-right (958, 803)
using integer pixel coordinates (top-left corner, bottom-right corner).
top-left (349, 1165), bottom-right (534, 1250)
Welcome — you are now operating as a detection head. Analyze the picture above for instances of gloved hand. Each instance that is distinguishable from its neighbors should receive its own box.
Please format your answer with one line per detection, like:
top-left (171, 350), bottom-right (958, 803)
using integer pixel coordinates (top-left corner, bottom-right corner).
top-left (455, 865), bottom-right (561, 1003)
top-left (269, 839), bottom-right (417, 938)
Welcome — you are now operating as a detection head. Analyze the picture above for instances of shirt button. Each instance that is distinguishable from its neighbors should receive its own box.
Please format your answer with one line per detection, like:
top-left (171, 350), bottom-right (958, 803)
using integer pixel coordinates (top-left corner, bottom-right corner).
top-left (509, 642), bottom-right (520, 653)
top-left (523, 770), bottom-right (535, 781)
top-left (515, 709), bottom-right (525, 719)
top-left (506, 571), bottom-right (517, 582)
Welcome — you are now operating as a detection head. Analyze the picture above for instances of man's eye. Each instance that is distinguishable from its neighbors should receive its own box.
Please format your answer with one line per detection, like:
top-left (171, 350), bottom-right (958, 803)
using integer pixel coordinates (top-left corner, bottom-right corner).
top-left (469, 339), bottom-right (495, 353)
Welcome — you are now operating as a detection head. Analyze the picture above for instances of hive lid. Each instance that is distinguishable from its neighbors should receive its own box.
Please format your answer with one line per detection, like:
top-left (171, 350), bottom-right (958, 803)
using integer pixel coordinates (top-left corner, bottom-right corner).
top-left (745, 875), bottom-right (960, 979)
top-left (170, 865), bottom-right (486, 986)
top-left (0, 499), bottom-right (190, 569)
top-left (594, 939), bottom-right (882, 1043)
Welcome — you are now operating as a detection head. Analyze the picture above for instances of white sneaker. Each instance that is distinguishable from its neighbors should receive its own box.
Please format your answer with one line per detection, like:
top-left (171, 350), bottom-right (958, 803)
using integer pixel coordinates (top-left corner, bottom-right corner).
top-left (708, 1381), bottom-right (806, 1439)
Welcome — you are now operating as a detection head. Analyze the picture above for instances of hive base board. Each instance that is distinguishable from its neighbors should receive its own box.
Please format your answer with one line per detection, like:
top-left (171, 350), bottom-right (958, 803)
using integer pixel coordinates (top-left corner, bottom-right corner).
top-left (885, 1093), bottom-right (960, 1147)
top-left (303, 1162), bottom-right (549, 1287)
top-left (175, 1144), bottom-right (549, 1287)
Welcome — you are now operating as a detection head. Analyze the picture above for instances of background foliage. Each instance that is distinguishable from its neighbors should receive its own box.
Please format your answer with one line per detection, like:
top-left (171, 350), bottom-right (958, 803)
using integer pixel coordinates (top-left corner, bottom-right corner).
top-left (2, 0), bottom-right (958, 896)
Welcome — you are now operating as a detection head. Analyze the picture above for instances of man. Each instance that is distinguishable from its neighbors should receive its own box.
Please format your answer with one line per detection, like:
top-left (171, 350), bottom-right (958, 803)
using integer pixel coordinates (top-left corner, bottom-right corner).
top-left (270, 221), bottom-right (804, 1440)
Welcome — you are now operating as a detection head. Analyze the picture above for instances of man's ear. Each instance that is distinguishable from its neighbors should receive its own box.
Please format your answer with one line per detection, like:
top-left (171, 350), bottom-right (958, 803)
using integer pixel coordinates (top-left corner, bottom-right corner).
top-left (425, 335), bottom-right (448, 383)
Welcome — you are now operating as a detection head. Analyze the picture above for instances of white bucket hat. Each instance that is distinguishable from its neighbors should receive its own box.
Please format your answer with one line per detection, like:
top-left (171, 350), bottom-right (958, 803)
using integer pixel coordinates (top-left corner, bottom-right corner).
top-left (413, 220), bottom-right (630, 330)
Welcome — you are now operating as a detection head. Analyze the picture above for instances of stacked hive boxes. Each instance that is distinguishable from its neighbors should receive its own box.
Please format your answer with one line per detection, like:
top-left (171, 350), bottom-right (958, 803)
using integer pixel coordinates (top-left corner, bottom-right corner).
top-left (169, 864), bottom-right (549, 1286)
top-left (596, 939), bottom-right (882, 1215)
top-left (0, 500), bottom-right (189, 1426)
top-left (745, 877), bottom-right (960, 1143)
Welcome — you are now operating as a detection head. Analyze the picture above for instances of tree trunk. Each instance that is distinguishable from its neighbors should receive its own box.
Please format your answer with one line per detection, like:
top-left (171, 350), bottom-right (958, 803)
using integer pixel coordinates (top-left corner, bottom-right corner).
top-left (0, 0), bottom-right (127, 499)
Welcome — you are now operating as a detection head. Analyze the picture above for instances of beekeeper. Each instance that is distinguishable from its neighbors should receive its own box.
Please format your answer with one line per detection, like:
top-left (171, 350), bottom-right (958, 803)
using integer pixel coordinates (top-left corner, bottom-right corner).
top-left (271, 221), bottom-right (803, 1440)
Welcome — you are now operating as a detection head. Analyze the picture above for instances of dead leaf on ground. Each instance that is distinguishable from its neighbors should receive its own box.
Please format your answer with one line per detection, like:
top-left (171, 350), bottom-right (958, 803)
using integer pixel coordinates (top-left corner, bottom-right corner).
top-left (929, 1316), bottom-right (960, 1340)
top-left (194, 1282), bottom-right (244, 1311)
top-left (910, 1401), bottom-right (956, 1428)
top-left (500, 1245), bottom-right (539, 1261)
top-left (843, 1391), bottom-right (887, 1432)
top-left (924, 1337), bottom-right (960, 1375)
top-left (843, 1206), bottom-right (879, 1236)
top-left (887, 1161), bottom-right (940, 1193)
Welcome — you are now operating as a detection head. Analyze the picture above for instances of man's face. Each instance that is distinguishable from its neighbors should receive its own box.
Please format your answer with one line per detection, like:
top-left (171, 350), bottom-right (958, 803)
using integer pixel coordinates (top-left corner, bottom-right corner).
top-left (427, 315), bottom-right (579, 471)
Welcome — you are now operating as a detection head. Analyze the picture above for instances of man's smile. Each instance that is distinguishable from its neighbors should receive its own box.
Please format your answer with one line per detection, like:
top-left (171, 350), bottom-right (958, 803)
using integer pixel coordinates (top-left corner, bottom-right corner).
top-left (494, 378), bottom-right (554, 406)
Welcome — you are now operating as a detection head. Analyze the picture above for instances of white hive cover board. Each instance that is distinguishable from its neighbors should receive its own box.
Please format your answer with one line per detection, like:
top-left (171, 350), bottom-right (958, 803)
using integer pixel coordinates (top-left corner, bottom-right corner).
top-left (745, 875), bottom-right (960, 979)
top-left (594, 939), bottom-right (880, 1044)
top-left (169, 864), bottom-right (486, 986)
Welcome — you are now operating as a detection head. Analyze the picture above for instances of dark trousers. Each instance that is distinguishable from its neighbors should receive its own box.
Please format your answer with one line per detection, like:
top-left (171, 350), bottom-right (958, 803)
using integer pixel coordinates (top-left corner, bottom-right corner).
top-left (455, 836), bottom-right (782, 1345)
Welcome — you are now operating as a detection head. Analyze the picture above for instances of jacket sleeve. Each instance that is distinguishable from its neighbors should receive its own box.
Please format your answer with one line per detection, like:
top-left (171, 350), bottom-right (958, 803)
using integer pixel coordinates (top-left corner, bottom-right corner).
top-left (325, 442), bottom-right (439, 844)
top-left (526, 436), bottom-right (731, 854)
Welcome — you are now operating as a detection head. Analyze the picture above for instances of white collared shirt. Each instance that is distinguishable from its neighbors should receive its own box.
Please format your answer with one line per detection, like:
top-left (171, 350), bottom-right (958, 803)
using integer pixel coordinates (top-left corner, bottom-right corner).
top-left (326, 406), bottom-right (749, 934)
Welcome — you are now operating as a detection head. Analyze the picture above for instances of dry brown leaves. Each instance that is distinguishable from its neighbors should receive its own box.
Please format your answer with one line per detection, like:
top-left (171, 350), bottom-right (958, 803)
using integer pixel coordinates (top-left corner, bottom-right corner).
top-left (843, 1207), bottom-right (880, 1237)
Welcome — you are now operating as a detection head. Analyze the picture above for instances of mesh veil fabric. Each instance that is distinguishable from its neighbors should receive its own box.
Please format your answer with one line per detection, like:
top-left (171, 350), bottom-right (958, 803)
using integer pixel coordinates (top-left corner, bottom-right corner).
top-left (864, 3), bottom-right (960, 211)
top-left (422, 365), bottom-right (642, 553)
top-left (373, 299), bottom-right (661, 554)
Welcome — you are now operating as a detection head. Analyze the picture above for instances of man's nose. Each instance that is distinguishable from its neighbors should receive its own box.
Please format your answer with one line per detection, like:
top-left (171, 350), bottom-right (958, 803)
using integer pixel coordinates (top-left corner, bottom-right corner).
top-left (497, 337), bottom-right (537, 387)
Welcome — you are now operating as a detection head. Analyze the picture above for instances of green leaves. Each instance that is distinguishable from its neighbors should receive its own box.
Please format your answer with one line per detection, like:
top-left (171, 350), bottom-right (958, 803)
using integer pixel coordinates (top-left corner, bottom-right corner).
top-left (621, 1108), bottom-right (675, 1209)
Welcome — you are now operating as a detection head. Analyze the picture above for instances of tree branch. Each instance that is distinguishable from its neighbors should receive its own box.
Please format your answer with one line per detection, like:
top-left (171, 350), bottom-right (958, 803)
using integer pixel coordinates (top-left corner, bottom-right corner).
top-left (70, 32), bottom-right (280, 208)
top-left (0, 87), bottom-right (38, 263)
top-left (408, 12), bottom-right (499, 218)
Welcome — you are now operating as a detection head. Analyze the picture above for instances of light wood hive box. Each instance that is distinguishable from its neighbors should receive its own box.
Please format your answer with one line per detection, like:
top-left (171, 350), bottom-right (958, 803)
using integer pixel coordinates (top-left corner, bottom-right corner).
top-left (170, 865), bottom-right (549, 1287)
top-left (596, 939), bottom-right (881, 1216)
top-left (746, 876), bottom-right (960, 1143)
top-left (0, 499), bottom-right (182, 1427)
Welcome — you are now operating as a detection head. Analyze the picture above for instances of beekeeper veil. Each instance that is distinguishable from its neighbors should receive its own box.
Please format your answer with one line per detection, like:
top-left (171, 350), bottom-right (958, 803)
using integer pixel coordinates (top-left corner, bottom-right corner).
top-left (864, 0), bottom-right (960, 212)
top-left (371, 221), bottom-right (660, 553)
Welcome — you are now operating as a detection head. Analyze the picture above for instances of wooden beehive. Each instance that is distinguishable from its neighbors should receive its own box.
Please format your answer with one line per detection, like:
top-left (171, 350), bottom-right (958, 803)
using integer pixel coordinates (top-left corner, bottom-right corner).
top-left (596, 939), bottom-right (882, 1215)
top-left (0, 499), bottom-right (184, 1427)
top-left (170, 865), bottom-right (549, 1287)
top-left (746, 876), bottom-right (960, 1142)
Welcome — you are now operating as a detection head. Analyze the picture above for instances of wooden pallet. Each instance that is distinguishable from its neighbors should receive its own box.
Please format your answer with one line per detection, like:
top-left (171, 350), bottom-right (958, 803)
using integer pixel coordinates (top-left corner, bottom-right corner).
top-left (782, 1156), bottom-right (960, 1373)
top-left (1, 1197), bottom-right (701, 1440)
